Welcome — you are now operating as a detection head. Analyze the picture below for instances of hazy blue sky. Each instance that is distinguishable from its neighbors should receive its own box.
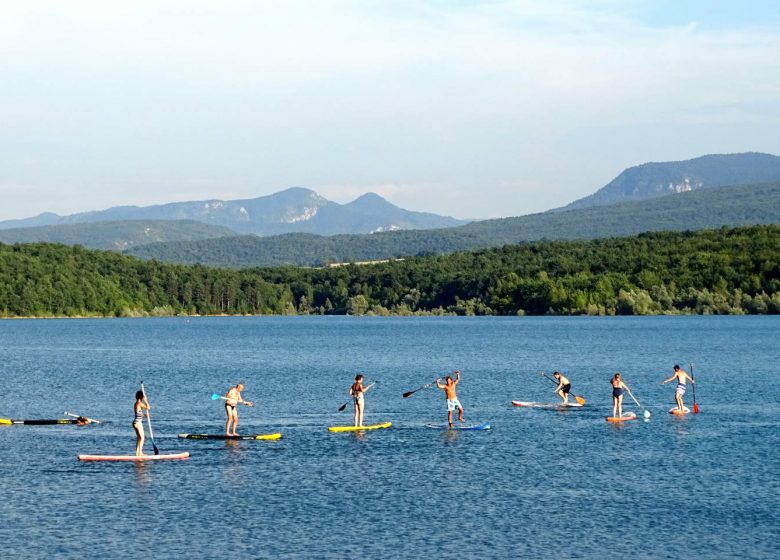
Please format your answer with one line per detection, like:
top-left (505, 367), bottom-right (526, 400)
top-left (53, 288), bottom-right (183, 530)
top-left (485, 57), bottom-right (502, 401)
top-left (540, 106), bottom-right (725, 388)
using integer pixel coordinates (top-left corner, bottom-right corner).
top-left (2, 0), bottom-right (779, 221)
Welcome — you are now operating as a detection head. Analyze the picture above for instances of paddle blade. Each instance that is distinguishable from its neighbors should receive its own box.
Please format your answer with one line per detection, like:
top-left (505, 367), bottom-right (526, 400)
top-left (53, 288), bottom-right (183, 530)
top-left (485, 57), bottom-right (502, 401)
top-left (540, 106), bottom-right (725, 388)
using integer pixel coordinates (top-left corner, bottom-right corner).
top-left (575, 395), bottom-right (586, 405)
top-left (693, 402), bottom-right (700, 413)
top-left (211, 393), bottom-right (221, 400)
top-left (402, 391), bottom-right (415, 398)
top-left (152, 442), bottom-right (160, 455)
top-left (338, 402), bottom-right (348, 412)
top-left (643, 409), bottom-right (652, 419)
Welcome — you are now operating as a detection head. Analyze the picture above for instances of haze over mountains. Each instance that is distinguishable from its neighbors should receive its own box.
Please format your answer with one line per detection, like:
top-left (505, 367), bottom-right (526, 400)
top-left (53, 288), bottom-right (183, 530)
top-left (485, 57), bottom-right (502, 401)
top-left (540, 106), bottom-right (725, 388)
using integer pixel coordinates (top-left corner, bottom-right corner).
top-left (1, 152), bottom-right (779, 264)
top-left (0, 188), bottom-right (466, 236)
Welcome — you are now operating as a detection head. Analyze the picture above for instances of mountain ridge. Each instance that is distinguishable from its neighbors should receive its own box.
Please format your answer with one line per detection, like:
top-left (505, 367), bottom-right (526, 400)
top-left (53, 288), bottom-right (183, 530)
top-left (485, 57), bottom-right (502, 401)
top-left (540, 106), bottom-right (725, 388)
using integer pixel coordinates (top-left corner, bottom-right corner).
top-left (0, 187), bottom-right (466, 236)
top-left (125, 180), bottom-right (780, 267)
top-left (562, 152), bottom-right (780, 210)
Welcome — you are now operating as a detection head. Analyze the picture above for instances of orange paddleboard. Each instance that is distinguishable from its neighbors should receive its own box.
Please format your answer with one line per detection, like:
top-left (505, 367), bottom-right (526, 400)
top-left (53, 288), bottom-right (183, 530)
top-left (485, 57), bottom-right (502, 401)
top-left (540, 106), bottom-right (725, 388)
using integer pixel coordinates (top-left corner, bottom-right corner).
top-left (605, 412), bottom-right (637, 422)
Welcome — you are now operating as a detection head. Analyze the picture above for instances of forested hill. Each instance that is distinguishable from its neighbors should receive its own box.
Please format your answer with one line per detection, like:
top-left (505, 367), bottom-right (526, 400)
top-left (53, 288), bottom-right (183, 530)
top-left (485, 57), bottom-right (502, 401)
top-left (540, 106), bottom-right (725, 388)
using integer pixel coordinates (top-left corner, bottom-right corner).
top-left (127, 181), bottom-right (780, 267)
top-left (1, 225), bottom-right (778, 318)
top-left (0, 220), bottom-right (236, 251)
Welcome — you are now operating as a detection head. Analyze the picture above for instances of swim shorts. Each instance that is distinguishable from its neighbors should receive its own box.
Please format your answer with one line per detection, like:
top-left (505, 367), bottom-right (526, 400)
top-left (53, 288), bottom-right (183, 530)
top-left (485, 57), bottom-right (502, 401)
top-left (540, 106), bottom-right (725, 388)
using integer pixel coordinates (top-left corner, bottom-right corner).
top-left (447, 398), bottom-right (462, 411)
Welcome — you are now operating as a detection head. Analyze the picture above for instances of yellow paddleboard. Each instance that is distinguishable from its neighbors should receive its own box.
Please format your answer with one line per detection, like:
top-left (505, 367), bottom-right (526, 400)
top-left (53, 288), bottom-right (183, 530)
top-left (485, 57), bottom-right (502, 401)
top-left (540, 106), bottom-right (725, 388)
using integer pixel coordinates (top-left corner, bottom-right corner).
top-left (254, 433), bottom-right (282, 440)
top-left (328, 422), bottom-right (392, 433)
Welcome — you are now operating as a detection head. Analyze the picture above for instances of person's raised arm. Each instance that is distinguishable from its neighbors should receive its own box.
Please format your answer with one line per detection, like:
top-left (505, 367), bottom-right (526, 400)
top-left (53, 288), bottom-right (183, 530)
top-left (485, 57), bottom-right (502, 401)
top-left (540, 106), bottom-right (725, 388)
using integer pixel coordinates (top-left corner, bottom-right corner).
top-left (454, 370), bottom-right (461, 385)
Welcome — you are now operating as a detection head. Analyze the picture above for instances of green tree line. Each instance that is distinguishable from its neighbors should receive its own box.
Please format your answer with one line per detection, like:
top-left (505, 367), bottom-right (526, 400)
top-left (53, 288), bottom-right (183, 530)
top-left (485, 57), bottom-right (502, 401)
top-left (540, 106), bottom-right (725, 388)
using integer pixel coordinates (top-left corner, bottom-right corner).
top-left (1, 225), bottom-right (779, 317)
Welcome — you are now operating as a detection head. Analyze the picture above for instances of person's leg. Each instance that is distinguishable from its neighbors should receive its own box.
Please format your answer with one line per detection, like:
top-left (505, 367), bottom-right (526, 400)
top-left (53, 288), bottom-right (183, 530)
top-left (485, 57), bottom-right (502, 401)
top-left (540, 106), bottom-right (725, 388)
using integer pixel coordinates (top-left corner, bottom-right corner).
top-left (617, 395), bottom-right (623, 417)
top-left (232, 409), bottom-right (239, 436)
top-left (457, 403), bottom-right (464, 423)
top-left (612, 396), bottom-right (618, 417)
top-left (447, 409), bottom-right (453, 427)
top-left (225, 406), bottom-right (233, 435)
top-left (353, 401), bottom-right (359, 426)
top-left (134, 423), bottom-right (144, 456)
top-left (357, 401), bottom-right (364, 427)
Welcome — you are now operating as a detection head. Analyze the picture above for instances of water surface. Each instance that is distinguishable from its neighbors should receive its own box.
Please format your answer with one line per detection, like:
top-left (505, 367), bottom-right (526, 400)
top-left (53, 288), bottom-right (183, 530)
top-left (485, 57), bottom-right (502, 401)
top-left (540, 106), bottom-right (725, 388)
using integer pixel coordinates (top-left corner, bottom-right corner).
top-left (1, 316), bottom-right (778, 558)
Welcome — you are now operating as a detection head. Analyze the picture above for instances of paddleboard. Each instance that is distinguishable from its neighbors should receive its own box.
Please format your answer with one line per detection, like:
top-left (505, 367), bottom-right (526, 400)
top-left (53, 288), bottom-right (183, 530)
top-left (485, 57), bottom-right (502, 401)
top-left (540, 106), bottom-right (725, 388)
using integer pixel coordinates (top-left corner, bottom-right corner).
top-left (178, 433), bottom-right (282, 440)
top-left (9, 419), bottom-right (81, 425)
top-left (328, 422), bottom-right (392, 432)
top-left (605, 412), bottom-right (637, 422)
top-left (669, 407), bottom-right (691, 415)
top-left (511, 401), bottom-right (583, 408)
top-left (426, 422), bottom-right (491, 430)
top-left (78, 452), bottom-right (190, 462)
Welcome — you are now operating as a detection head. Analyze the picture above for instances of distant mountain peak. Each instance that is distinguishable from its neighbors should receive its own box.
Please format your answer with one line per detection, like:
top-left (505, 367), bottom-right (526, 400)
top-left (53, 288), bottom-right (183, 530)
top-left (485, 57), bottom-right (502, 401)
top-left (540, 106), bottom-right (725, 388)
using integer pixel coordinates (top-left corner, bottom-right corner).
top-left (562, 152), bottom-right (780, 210)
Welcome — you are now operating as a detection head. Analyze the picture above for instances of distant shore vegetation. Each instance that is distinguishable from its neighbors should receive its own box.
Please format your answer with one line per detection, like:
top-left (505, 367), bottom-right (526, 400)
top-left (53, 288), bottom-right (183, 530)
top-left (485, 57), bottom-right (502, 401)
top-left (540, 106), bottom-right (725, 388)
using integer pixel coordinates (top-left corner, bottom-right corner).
top-left (1, 225), bottom-right (778, 318)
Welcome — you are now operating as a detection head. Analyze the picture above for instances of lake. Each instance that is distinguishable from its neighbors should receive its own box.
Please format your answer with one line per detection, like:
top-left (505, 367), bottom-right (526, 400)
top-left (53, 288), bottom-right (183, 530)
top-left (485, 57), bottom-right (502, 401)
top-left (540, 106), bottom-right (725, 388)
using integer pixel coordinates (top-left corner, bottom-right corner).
top-left (1, 316), bottom-right (778, 559)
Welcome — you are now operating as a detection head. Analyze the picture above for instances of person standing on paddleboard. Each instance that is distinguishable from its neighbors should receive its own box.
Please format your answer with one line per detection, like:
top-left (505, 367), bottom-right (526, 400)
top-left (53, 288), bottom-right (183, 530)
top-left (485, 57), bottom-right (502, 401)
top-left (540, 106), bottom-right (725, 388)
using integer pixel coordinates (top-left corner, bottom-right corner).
top-left (552, 371), bottom-right (572, 405)
top-left (225, 383), bottom-right (253, 436)
top-left (436, 370), bottom-right (464, 427)
top-left (349, 374), bottom-right (372, 427)
top-left (610, 373), bottom-right (634, 419)
top-left (133, 390), bottom-right (150, 456)
top-left (661, 365), bottom-right (694, 413)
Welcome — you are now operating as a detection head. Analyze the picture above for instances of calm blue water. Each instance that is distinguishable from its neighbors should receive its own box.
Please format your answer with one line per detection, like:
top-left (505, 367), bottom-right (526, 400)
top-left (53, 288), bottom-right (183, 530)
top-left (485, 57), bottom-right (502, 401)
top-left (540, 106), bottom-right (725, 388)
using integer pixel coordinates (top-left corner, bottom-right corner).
top-left (1, 316), bottom-right (778, 559)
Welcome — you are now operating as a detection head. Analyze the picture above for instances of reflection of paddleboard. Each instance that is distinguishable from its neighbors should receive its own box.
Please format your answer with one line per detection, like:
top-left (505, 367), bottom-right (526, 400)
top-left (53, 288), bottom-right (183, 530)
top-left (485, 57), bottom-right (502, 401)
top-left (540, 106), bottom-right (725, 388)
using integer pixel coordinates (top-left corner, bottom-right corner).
top-left (669, 407), bottom-right (690, 415)
top-left (178, 433), bottom-right (282, 440)
top-left (78, 452), bottom-right (190, 462)
top-left (426, 423), bottom-right (491, 430)
top-left (605, 412), bottom-right (637, 423)
top-left (328, 422), bottom-right (392, 432)
top-left (512, 401), bottom-right (583, 408)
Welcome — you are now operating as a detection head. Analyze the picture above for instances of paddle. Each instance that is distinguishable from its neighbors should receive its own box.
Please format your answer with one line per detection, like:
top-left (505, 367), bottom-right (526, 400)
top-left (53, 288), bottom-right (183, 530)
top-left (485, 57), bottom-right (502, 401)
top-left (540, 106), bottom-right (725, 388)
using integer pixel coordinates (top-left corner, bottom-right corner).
top-left (538, 371), bottom-right (586, 405)
top-left (627, 389), bottom-right (651, 419)
top-left (690, 363), bottom-right (700, 413)
top-left (402, 380), bottom-right (437, 398)
top-left (63, 412), bottom-right (102, 424)
top-left (338, 381), bottom-right (377, 412)
top-left (211, 393), bottom-right (254, 406)
top-left (140, 382), bottom-right (160, 455)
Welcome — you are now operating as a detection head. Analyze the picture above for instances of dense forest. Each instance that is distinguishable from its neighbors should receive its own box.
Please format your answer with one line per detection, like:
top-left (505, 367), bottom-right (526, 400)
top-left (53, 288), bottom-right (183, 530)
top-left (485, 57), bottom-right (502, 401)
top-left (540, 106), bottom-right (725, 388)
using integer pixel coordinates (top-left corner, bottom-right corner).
top-left (127, 181), bottom-right (780, 267)
top-left (1, 225), bottom-right (778, 317)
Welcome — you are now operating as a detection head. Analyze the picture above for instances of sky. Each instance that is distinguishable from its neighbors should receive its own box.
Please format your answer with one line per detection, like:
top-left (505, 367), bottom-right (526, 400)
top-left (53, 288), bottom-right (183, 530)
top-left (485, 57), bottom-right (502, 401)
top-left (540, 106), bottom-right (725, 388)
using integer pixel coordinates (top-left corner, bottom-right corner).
top-left (1, 0), bottom-right (779, 221)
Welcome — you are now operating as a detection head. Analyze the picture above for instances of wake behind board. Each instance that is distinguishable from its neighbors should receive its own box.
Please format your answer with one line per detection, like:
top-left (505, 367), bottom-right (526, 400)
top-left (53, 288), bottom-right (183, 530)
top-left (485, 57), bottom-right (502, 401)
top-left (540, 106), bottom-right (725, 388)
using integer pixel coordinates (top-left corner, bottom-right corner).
top-left (426, 422), bottom-right (491, 430)
top-left (179, 433), bottom-right (282, 440)
top-left (328, 422), bottom-right (392, 433)
top-left (512, 401), bottom-right (583, 408)
top-left (78, 452), bottom-right (190, 462)
top-left (605, 412), bottom-right (637, 423)
top-left (669, 407), bottom-right (691, 415)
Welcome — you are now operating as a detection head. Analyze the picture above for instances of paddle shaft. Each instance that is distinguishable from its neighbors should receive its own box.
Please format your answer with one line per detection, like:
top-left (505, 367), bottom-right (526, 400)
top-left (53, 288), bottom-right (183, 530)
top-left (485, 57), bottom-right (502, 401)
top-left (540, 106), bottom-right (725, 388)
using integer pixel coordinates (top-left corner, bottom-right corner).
top-left (213, 394), bottom-right (247, 402)
top-left (140, 382), bottom-right (159, 455)
top-left (402, 381), bottom-right (435, 398)
top-left (63, 412), bottom-right (101, 424)
top-left (690, 363), bottom-right (699, 413)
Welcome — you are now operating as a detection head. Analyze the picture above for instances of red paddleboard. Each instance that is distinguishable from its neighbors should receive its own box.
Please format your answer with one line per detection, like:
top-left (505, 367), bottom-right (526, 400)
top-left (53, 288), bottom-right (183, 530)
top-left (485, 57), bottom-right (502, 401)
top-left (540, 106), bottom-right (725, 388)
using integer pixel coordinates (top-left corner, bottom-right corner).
top-left (605, 412), bottom-right (637, 422)
top-left (669, 407), bottom-right (690, 415)
top-left (78, 452), bottom-right (190, 462)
